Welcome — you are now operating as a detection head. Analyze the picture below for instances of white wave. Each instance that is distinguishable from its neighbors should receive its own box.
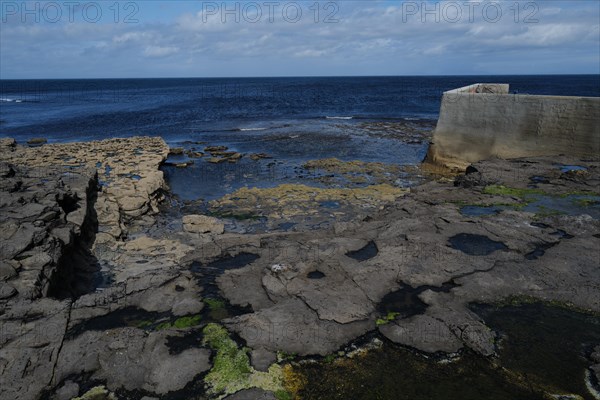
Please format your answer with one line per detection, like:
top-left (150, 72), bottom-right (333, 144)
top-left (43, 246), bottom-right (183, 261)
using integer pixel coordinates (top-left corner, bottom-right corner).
top-left (0, 98), bottom-right (24, 103)
top-left (239, 127), bottom-right (268, 131)
top-left (326, 116), bottom-right (353, 120)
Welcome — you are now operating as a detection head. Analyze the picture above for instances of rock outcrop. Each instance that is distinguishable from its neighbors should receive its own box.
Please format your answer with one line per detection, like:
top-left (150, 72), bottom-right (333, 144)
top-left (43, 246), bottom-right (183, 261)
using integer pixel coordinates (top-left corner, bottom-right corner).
top-left (183, 214), bottom-right (225, 234)
top-left (0, 162), bottom-right (98, 300)
top-left (1, 136), bottom-right (599, 400)
top-left (0, 136), bottom-right (169, 244)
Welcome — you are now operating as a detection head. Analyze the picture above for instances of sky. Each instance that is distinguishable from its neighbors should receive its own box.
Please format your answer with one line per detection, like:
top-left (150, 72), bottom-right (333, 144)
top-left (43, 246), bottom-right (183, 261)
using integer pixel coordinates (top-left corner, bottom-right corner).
top-left (0, 0), bottom-right (599, 78)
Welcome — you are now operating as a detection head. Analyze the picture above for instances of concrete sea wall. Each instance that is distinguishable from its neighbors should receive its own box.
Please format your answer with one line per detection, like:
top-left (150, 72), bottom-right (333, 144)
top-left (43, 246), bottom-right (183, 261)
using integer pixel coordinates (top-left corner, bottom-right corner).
top-left (428, 83), bottom-right (600, 170)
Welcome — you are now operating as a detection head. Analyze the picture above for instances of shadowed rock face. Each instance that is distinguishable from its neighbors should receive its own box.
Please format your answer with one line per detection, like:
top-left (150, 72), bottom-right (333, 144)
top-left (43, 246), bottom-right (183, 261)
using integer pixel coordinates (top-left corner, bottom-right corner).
top-left (0, 163), bottom-right (99, 301)
top-left (0, 137), bottom-right (599, 400)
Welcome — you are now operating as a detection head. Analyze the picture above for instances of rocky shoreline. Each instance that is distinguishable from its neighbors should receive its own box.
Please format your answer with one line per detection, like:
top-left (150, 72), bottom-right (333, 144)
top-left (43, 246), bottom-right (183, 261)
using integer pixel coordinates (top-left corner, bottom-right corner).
top-left (0, 137), bottom-right (599, 400)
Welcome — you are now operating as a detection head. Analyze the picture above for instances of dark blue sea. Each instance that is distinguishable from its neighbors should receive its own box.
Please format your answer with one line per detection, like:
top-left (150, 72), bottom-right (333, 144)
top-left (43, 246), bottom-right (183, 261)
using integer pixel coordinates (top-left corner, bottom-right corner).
top-left (1, 75), bottom-right (598, 200)
top-left (2, 75), bottom-right (599, 141)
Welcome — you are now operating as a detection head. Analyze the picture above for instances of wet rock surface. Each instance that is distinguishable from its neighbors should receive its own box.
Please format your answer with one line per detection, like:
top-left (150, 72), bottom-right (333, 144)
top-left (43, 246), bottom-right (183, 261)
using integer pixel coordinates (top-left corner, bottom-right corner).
top-left (208, 183), bottom-right (408, 231)
top-left (0, 138), bottom-right (599, 400)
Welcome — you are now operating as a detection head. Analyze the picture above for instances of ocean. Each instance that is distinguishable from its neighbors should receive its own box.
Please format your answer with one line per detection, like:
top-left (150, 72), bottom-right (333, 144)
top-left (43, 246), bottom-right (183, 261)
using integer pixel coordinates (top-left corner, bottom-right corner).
top-left (1, 75), bottom-right (598, 200)
top-left (2, 75), bottom-right (599, 141)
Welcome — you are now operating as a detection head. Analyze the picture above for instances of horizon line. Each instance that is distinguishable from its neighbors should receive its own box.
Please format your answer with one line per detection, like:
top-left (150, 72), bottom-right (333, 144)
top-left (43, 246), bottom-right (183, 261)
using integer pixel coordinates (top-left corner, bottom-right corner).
top-left (1, 73), bottom-right (599, 81)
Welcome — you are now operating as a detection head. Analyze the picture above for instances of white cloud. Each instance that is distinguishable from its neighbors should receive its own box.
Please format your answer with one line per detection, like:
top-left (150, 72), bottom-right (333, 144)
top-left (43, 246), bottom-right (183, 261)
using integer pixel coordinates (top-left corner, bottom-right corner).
top-left (143, 45), bottom-right (180, 58)
top-left (0, 0), bottom-right (598, 77)
top-left (294, 49), bottom-right (329, 58)
top-left (113, 31), bottom-right (155, 44)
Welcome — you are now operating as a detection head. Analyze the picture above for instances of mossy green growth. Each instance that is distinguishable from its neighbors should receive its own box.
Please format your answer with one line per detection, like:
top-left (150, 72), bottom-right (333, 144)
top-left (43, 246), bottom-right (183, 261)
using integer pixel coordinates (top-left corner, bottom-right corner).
top-left (202, 323), bottom-right (286, 397)
top-left (155, 315), bottom-right (202, 330)
top-left (135, 320), bottom-right (153, 329)
top-left (277, 351), bottom-right (298, 362)
top-left (173, 315), bottom-right (202, 328)
top-left (376, 311), bottom-right (400, 326)
top-left (571, 197), bottom-right (599, 207)
top-left (203, 323), bottom-right (252, 393)
top-left (483, 185), bottom-right (545, 197)
top-left (204, 297), bottom-right (226, 310)
top-left (323, 354), bottom-right (336, 364)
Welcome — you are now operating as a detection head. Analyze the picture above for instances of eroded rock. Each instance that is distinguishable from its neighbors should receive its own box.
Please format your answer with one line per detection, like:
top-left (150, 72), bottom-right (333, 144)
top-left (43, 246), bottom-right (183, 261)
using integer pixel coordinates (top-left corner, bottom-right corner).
top-left (183, 215), bottom-right (225, 234)
top-left (379, 314), bottom-right (463, 354)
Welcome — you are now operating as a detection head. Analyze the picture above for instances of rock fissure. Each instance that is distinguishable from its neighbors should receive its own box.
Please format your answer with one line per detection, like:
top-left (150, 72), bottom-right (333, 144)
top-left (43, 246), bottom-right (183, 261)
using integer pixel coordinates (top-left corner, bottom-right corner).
top-left (49, 301), bottom-right (72, 388)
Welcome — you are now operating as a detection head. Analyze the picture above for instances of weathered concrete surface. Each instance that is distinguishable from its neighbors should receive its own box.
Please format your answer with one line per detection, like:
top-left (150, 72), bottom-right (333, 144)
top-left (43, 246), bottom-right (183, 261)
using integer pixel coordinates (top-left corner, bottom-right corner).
top-left (428, 83), bottom-right (600, 170)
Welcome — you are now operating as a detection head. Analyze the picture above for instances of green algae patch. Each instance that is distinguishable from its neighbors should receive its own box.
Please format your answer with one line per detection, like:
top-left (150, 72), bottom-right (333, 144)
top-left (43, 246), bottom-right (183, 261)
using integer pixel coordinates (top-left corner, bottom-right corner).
top-left (209, 210), bottom-right (263, 221)
top-left (277, 351), bottom-right (298, 362)
top-left (135, 320), bottom-right (153, 329)
top-left (274, 389), bottom-right (294, 400)
top-left (203, 297), bottom-right (230, 321)
top-left (204, 298), bottom-right (226, 311)
top-left (203, 322), bottom-right (252, 393)
top-left (484, 185), bottom-right (598, 202)
top-left (481, 186), bottom-right (600, 218)
top-left (323, 354), bottom-right (337, 364)
top-left (173, 315), bottom-right (202, 328)
top-left (202, 323), bottom-right (285, 397)
top-left (571, 197), bottom-right (600, 207)
top-left (375, 311), bottom-right (400, 326)
top-left (72, 386), bottom-right (117, 400)
top-left (156, 315), bottom-right (202, 330)
top-left (483, 185), bottom-right (545, 197)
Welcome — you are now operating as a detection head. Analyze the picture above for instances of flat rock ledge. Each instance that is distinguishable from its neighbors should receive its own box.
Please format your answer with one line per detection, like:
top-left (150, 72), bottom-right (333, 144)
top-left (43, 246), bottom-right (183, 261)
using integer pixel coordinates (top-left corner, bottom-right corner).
top-left (0, 136), bottom-right (169, 243)
top-left (0, 140), bottom-right (599, 400)
top-left (183, 214), bottom-right (225, 235)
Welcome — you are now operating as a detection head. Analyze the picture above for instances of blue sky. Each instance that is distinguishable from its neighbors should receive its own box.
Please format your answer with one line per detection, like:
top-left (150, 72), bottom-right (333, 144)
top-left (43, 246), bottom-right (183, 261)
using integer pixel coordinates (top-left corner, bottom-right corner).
top-left (1, 0), bottom-right (598, 78)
